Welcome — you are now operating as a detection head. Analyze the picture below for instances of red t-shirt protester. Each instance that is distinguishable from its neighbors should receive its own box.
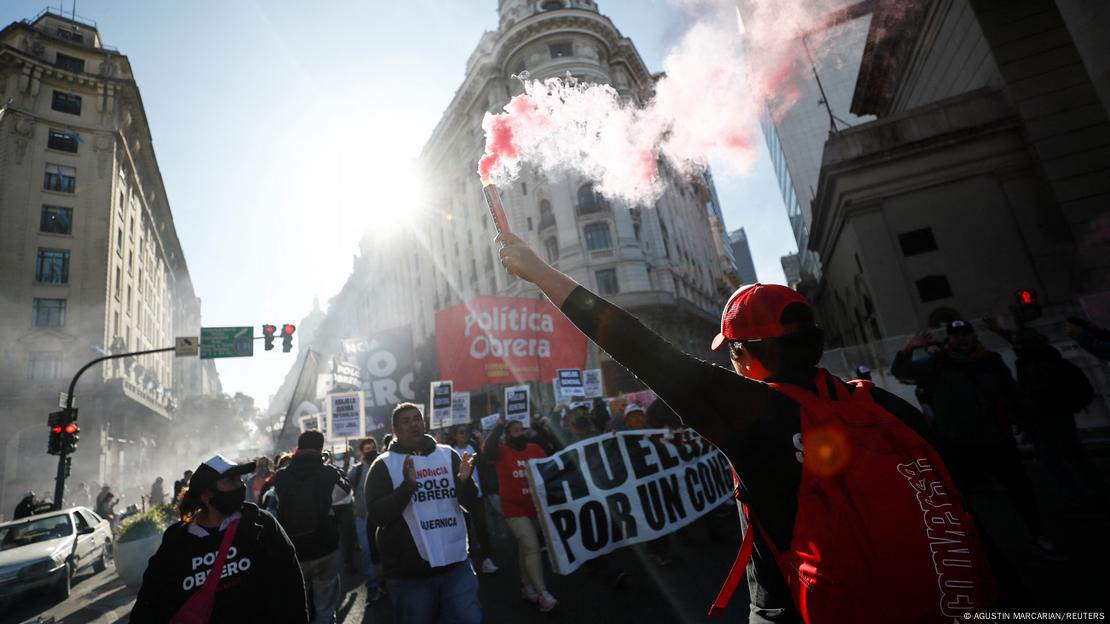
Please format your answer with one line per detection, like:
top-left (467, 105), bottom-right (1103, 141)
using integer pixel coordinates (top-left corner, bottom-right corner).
top-left (483, 419), bottom-right (559, 612)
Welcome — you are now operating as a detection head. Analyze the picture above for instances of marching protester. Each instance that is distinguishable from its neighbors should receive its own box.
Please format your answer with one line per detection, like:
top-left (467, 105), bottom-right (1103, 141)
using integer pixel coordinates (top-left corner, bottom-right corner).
top-left (483, 418), bottom-right (558, 612)
top-left (366, 403), bottom-right (482, 624)
top-left (149, 477), bottom-right (166, 507)
top-left (349, 437), bottom-right (387, 603)
top-left (130, 455), bottom-right (307, 623)
top-left (274, 430), bottom-right (352, 624)
top-left (96, 485), bottom-right (118, 529)
top-left (451, 425), bottom-right (499, 575)
top-left (983, 320), bottom-right (1106, 502)
top-left (892, 320), bottom-right (1060, 557)
top-left (496, 231), bottom-right (1002, 623)
top-left (13, 491), bottom-right (47, 519)
top-left (173, 470), bottom-right (193, 502)
top-left (245, 456), bottom-right (273, 505)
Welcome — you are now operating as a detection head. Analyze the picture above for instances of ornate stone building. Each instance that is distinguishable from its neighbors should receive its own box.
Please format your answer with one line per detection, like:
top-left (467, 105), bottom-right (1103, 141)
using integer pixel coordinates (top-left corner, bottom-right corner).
top-left (0, 9), bottom-right (218, 513)
top-left (268, 0), bottom-right (740, 427)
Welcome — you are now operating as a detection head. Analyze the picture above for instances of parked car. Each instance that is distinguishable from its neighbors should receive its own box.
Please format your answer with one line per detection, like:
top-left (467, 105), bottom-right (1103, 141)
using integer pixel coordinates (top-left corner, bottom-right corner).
top-left (0, 507), bottom-right (112, 602)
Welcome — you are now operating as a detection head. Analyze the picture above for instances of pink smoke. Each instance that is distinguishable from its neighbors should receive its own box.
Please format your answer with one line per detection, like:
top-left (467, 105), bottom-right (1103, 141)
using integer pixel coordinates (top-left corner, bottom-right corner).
top-left (478, 0), bottom-right (845, 205)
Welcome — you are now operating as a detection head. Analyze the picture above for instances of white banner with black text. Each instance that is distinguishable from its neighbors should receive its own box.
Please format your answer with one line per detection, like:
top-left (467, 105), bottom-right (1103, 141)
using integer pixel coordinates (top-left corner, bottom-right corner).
top-left (526, 429), bottom-right (734, 574)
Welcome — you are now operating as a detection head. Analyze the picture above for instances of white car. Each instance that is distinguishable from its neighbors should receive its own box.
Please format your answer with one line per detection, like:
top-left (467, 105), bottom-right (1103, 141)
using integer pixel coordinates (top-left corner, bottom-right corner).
top-left (0, 507), bottom-right (112, 602)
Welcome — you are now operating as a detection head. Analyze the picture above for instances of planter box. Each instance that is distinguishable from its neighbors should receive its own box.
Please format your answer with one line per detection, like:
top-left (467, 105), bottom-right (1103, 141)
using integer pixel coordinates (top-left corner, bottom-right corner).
top-left (114, 535), bottom-right (161, 588)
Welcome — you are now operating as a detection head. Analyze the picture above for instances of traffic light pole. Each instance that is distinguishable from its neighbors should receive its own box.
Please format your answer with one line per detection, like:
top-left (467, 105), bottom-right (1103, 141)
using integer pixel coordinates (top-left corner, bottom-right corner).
top-left (53, 345), bottom-right (177, 511)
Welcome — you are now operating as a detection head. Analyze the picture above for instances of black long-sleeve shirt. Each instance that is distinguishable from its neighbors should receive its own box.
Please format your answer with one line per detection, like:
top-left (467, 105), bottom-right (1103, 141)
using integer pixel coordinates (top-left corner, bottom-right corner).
top-left (130, 503), bottom-right (307, 623)
top-left (365, 434), bottom-right (478, 579)
top-left (560, 287), bottom-right (932, 623)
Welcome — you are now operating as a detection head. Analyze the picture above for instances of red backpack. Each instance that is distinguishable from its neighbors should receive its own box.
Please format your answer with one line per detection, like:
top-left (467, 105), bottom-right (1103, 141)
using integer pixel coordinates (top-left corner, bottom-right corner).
top-left (710, 371), bottom-right (997, 623)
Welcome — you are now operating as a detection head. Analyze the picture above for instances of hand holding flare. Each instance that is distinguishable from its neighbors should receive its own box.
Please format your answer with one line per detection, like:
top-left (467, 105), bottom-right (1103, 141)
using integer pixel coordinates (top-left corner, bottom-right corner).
top-left (481, 175), bottom-right (512, 236)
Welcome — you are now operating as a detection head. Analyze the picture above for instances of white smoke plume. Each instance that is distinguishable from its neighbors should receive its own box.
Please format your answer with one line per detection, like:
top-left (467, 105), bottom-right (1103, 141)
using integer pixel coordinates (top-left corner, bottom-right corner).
top-left (478, 0), bottom-right (847, 205)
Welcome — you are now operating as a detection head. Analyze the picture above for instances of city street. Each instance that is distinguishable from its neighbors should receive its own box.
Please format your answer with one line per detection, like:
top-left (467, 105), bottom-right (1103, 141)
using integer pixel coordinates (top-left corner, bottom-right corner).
top-left (11, 451), bottom-right (1109, 624)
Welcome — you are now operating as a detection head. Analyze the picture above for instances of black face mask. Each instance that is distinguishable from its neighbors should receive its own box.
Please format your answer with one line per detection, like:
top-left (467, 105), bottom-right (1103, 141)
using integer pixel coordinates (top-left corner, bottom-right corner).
top-left (506, 436), bottom-right (527, 451)
top-left (209, 486), bottom-right (246, 516)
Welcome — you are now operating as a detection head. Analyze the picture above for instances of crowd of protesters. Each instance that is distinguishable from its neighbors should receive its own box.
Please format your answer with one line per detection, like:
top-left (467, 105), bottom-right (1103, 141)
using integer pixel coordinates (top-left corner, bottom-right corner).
top-left (116, 255), bottom-right (1108, 624)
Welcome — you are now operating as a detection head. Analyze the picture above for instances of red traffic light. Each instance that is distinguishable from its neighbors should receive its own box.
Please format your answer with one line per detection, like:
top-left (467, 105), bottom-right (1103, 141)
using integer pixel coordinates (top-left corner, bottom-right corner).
top-left (282, 324), bottom-right (296, 335)
top-left (52, 426), bottom-right (62, 434)
top-left (64, 423), bottom-right (78, 435)
top-left (1016, 289), bottom-right (1037, 304)
top-left (263, 324), bottom-right (277, 336)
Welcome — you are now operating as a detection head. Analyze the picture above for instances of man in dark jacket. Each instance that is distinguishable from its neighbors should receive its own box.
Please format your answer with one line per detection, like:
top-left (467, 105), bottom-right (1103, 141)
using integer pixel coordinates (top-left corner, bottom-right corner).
top-left (891, 320), bottom-right (1057, 556)
top-left (496, 232), bottom-right (1008, 622)
top-left (366, 403), bottom-right (481, 624)
top-left (274, 431), bottom-right (351, 624)
top-left (131, 455), bottom-right (306, 623)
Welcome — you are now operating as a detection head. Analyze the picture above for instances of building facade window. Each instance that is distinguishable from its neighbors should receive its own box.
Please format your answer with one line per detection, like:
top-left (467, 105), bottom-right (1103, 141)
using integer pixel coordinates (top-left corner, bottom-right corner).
top-left (43, 164), bottom-right (76, 193)
top-left (544, 236), bottom-right (560, 263)
top-left (898, 228), bottom-right (939, 257)
top-left (550, 42), bottom-right (573, 58)
top-left (56, 28), bottom-right (83, 43)
top-left (116, 227), bottom-right (123, 256)
top-left (583, 222), bottom-right (612, 251)
top-left (40, 205), bottom-right (73, 234)
top-left (576, 183), bottom-right (608, 215)
top-left (596, 269), bottom-right (619, 295)
top-left (35, 249), bottom-right (70, 284)
top-left (114, 266), bottom-right (121, 299)
top-left (33, 298), bottom-right (67, 327)
top-left (539, 200), bottom-right (555, 229)
top-left (47, 129), bottom-right (79, 153)
top-left (29, 352), bottom-right (63, 380)
top-left (54, 52), bottom-right (85, 73)
top-left (51, 91), bottom-right (82, 115)
top-left (541, 1), bottom-right (566, 10)
top-left (915, 275), bottom-right (952, 302)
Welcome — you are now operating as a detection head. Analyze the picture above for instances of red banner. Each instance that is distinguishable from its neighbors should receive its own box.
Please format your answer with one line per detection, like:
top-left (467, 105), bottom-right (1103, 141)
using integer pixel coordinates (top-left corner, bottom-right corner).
top-left (435, 296), bottom-right (587, 391)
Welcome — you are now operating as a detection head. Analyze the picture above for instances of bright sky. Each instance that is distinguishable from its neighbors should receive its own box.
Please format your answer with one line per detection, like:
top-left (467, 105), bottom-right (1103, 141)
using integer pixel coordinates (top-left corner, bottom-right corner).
top-left (3, 1), bottom-right (796, 408)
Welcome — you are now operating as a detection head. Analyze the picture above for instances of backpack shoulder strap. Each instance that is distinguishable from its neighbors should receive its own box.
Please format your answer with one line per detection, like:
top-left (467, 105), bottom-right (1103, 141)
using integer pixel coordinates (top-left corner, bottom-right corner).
top-left (708, 504), bottom-right (756, 617)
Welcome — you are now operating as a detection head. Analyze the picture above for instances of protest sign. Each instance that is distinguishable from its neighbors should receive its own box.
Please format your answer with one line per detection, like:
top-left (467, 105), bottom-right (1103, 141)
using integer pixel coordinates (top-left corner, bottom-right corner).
top-left (436, 296), bottom-right (587, 391)
top-left (430, 381), bottom-right (453, 429)
top-left (583, 369), bottom-right (603, 398)
top-left (504, 385), bottom-right (531, 427)
top-left (299, 414), bottom-right (322, 433)
top-left (527, 429), bottom-right (732, 574)
top-left (557, 368), bottom-right (585, 400)
top-left (325, 391), bottom-right (365, 441)
top-left (480, 413), bottom-right (501, 432)
top-left (451, 391), bottom-right (471, 427)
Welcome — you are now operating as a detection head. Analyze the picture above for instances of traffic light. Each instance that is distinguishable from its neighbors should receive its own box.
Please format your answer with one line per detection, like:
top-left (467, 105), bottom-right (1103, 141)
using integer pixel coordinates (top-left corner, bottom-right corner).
top-left (1014, 289), bottom-right (1042, 323)
top-left (263, 324), bottom-right (277, 351)
top-left (62, 421), bottom-right (79, 455)
top-left (47, 411), bottom-right (64, 456)
top-left (282, 324), bottom-right (296, 353)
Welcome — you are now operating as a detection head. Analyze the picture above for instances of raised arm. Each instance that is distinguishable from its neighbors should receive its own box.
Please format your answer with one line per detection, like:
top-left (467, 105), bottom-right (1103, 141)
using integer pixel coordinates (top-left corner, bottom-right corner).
top-left (496, 232), bottom-right (768, 446)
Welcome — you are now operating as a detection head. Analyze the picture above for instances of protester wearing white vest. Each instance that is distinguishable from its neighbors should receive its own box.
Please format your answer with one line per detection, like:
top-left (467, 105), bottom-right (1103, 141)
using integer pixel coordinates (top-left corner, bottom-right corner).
top-left (366, 403), bottom-right (482, 624)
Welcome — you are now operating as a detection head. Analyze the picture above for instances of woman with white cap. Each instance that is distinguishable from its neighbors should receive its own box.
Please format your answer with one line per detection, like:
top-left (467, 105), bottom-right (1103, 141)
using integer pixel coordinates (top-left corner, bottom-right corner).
top-left (130, 455), bottom-right (307, 623)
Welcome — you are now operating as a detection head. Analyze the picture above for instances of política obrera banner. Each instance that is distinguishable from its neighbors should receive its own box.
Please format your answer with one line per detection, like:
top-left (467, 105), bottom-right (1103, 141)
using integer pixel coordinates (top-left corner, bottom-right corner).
top-left (526, 428), bottom-right (734, 574)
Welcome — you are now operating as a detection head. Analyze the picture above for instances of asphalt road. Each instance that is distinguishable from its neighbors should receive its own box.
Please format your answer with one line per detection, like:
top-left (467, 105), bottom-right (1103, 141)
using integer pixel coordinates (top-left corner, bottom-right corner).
top-left (8, 450), bottom-right (1109, 624)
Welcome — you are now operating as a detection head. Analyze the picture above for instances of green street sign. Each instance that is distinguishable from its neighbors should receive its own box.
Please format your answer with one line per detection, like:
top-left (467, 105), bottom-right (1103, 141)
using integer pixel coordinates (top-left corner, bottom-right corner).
top-left (200, 326), bottom-right (254, 359)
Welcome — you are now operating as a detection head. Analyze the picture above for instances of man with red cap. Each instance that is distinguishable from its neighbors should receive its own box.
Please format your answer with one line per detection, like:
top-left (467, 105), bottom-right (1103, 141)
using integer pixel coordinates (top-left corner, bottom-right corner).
top-left (495, 232), bottom-right (1000, 623)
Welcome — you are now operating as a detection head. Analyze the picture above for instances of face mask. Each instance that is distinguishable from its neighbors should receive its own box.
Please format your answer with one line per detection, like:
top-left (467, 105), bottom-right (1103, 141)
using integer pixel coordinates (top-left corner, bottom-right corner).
top-left (210, 486), bottom-right (246, 516)
top-left (506, 436), bottom-right (527, 451)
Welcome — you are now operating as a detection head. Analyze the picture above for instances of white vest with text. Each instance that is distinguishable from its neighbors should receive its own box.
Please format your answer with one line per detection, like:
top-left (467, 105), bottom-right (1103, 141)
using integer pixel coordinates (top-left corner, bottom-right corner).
top-left (381, 445), bottom-right (468, 567)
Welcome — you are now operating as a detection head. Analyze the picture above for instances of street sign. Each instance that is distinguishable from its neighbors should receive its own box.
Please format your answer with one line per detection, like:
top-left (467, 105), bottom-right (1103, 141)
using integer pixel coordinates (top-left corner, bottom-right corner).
top-left (175, 336), bottom-right (200, 357)
top-left (200, 326), bottom-right (254, 359)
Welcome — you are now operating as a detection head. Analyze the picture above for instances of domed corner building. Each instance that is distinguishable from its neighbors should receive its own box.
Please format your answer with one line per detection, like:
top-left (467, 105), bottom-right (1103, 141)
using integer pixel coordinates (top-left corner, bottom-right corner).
top-left (274, 1), bottom-right (743, 421)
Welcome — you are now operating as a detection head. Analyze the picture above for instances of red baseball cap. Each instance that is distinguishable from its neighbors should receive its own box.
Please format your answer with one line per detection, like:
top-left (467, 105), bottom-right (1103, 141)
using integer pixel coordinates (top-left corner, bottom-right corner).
top-left (710, 283), bottom-right (815, 350)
